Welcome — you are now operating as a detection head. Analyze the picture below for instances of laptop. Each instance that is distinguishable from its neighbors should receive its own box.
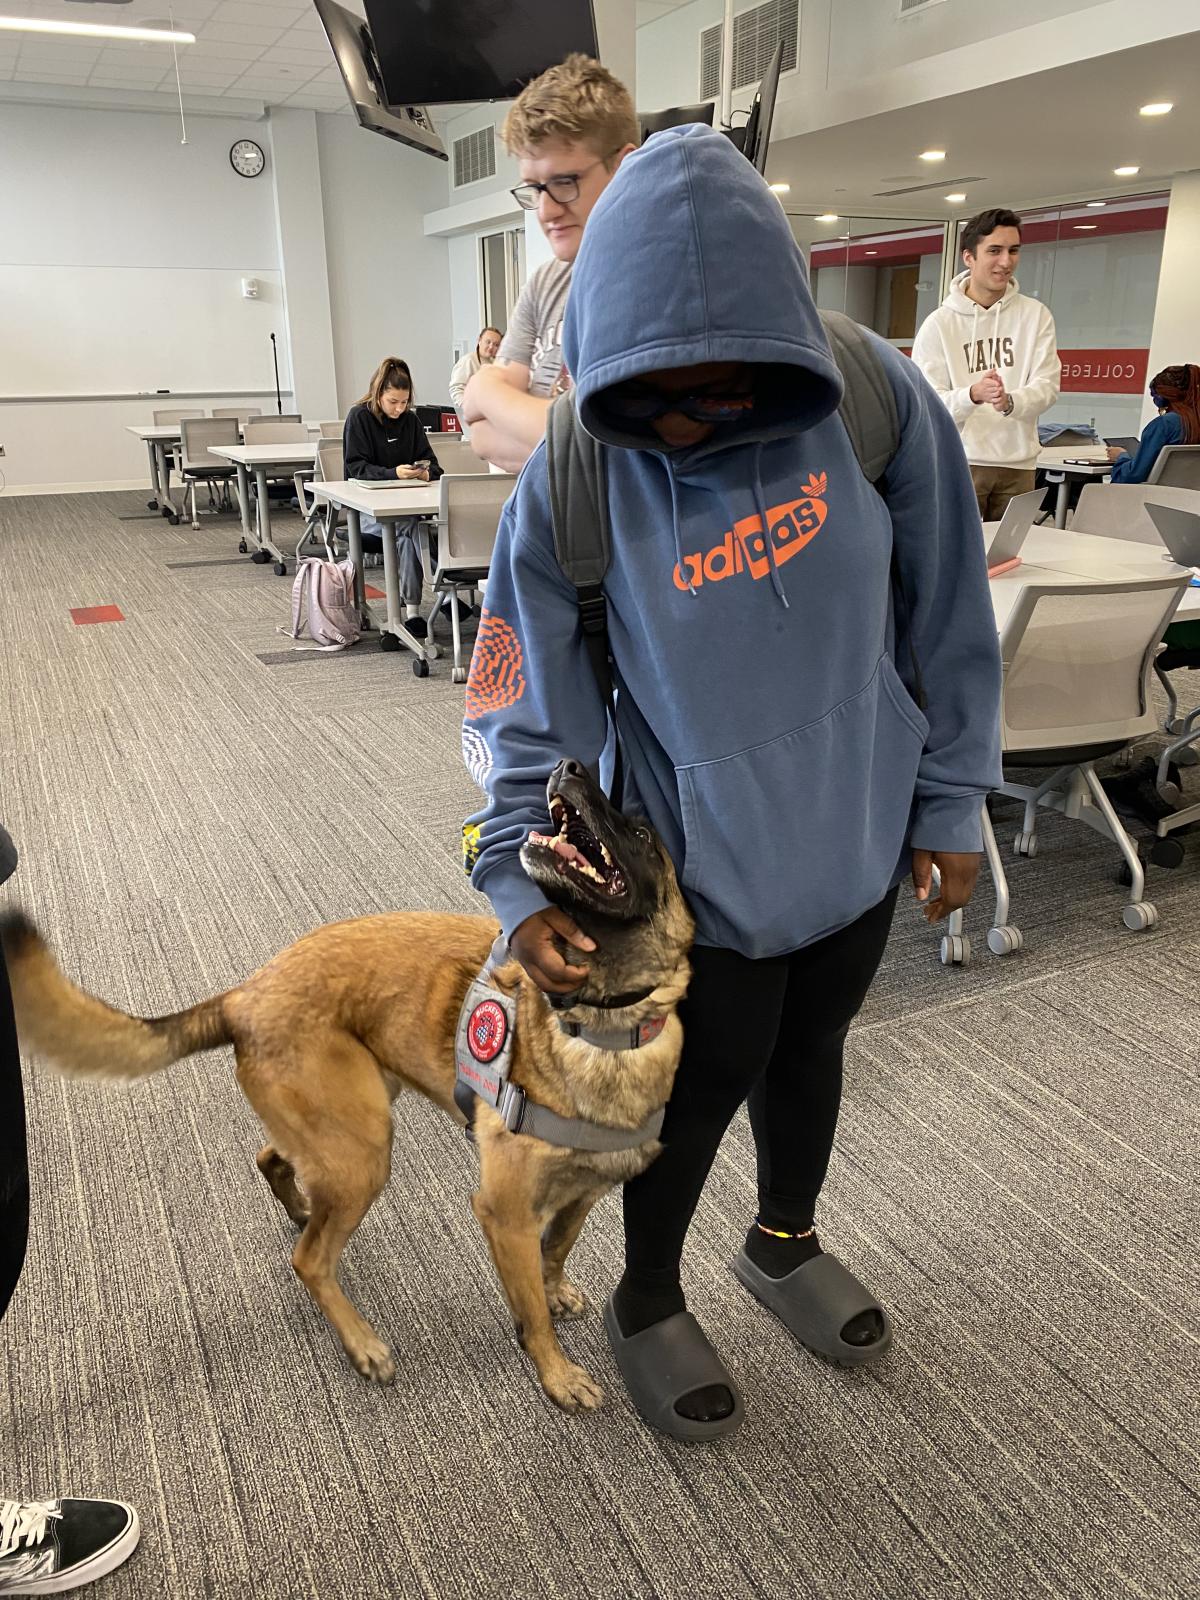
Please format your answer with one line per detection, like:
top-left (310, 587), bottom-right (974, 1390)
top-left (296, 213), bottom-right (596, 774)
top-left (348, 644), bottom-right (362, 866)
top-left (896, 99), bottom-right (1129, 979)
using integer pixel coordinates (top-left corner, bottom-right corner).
top-left (985, 488), bottom-right (1043, 571)
top-left (1146, 502), bottom-right (1200, 568)
top-left (1105, 436), bottom-right (1140, 455)
top-left (350, 477), bottom-right (431, 490)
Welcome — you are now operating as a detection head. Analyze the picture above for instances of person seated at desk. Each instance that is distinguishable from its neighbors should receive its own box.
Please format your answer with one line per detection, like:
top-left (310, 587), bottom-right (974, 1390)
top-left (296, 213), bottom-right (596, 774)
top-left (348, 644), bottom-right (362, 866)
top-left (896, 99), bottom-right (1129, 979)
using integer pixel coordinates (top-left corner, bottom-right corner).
top-left (1107, 364), bottom-right (1200, 483)
top-left (343, 357), bottom-right (443, 639)
top-left (449, 328), bottom-right (502, 433)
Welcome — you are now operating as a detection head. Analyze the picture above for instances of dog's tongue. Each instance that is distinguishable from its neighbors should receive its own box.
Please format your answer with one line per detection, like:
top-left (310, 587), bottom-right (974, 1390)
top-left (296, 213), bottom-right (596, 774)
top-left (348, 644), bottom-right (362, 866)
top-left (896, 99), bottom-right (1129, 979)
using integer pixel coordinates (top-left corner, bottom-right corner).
top-left (528, 831), bottom-right (580, 862)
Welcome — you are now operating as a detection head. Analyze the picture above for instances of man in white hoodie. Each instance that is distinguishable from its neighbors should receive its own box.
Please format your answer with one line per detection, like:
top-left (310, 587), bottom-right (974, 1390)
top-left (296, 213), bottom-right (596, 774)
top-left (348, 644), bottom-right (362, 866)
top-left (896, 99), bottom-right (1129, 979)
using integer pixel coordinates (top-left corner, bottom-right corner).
top-left (912, 207), bottom-right (1060, 521)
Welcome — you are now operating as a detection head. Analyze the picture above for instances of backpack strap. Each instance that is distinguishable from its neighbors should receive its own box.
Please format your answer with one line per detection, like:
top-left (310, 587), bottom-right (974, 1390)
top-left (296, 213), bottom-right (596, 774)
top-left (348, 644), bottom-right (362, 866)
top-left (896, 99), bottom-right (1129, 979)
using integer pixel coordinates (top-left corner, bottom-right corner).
top-left (816, 309), bottom-right (900, 486)
top-left (546, 391), bottom-right (613, 708)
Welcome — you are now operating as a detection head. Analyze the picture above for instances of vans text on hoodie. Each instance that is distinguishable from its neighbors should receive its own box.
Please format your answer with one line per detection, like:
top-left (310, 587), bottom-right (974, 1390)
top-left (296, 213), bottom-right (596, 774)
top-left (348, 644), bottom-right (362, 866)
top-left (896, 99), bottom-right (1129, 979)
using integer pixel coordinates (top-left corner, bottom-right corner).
top-left (911, 273), bottom-right (1060, 471)
top-left (462, 126), bottom-right (1002, 961)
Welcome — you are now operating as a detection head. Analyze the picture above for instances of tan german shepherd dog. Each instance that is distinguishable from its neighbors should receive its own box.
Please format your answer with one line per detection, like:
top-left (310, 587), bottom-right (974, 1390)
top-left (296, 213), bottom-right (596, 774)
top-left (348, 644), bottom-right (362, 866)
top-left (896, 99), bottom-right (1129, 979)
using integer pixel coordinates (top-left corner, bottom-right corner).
top-left (1, 760), bottom-right (693, 1413)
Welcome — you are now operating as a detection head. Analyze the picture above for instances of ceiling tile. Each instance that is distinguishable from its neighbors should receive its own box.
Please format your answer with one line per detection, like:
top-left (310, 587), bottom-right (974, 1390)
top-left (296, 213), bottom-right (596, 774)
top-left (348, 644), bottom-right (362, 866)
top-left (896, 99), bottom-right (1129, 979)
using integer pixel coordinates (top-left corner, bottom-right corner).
top-left (266, 45), bottom-right (332, 65)
top-left (200, 23), bottom-right (289, 46)
top-left (210, 1), bottom-right (305, 25)
top-left (14, 70), bottom-right (91, 83)
top-left (178, 42), bottom-right (260, 61)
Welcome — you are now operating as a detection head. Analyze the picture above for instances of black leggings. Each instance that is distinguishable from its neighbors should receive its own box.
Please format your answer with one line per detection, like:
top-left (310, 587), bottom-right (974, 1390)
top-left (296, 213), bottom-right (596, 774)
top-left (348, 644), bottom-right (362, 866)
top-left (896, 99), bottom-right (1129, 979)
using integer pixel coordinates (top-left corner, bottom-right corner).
top-left (0, 950), bottom-right (29, 1323)
top-left (622, 887), bottom-right (898, 1281)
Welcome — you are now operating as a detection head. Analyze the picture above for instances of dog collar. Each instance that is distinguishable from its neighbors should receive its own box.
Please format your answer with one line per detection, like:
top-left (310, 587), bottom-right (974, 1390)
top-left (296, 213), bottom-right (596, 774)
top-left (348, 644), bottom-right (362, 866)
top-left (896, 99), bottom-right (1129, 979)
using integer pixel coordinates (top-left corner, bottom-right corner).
top-left (453, 938), bottom-right (668, 1150)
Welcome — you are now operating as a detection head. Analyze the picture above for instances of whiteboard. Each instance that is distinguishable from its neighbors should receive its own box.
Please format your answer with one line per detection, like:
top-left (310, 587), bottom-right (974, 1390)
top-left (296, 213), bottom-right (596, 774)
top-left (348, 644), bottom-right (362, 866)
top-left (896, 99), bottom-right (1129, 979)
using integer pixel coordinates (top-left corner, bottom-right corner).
top-left (0, 264), bottom-right (292, 397)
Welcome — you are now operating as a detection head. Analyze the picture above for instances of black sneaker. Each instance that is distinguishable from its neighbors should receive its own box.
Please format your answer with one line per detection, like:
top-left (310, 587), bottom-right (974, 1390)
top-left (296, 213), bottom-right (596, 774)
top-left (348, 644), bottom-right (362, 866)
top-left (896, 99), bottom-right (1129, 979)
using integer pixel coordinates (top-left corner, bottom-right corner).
top-left (404, 615), bottom-right (428, 640)
top-left (0, 1497), bottom-right (140, 1594)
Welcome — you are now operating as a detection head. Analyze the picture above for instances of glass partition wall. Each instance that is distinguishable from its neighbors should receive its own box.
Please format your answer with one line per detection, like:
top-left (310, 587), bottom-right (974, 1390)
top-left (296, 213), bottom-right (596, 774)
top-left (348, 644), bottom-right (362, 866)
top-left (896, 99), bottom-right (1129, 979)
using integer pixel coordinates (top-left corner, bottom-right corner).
top-left (788, 194), bottom-right (1169, 440)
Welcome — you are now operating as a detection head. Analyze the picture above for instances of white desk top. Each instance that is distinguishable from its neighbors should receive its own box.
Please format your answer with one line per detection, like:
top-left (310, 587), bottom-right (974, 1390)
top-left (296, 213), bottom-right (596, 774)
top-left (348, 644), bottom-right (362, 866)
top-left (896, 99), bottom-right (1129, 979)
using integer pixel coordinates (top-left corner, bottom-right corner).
top-left (128, 423), bottom-right (321, 442)
top-left (211, 442), bottom-right (318, 467)
top-left (313, 479), bottom-right (442, 517)
top-left (987, 524), bottom-right (1200, 633)
top-left (1036, 448), bottom-right (1111, 477)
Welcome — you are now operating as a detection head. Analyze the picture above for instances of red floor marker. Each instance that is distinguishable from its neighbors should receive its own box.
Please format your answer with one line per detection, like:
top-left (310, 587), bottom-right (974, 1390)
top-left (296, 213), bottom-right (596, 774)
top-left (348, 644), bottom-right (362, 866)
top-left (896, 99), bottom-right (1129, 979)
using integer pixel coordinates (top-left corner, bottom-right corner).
top-left (364, 585), bottom-right (386, 600)
top-left (70, 605), bottom-right (125, 625)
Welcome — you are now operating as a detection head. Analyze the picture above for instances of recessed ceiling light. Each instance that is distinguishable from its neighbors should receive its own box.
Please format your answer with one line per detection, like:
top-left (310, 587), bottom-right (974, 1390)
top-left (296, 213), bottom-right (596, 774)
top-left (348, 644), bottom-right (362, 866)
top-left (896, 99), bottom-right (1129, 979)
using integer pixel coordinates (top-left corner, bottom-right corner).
top-left (0, 14), bottom-right (194, 42)
top-left (769, 182), bottom-right (790, 194)
top-left (1086, 200), bottom-right (1105, 207)
top-left (918, 149), bottom-right (946, 162)
top-left (814, 212), bottom-right (839, 222)
top-left (1073, 224), bottom-right (1098, 230)
top-left (1113, 165), bottom-right (1140, 177)
top-left (1139, 102), bottom-right (1173, 116)
top-left (944, 193), bottom-right (966, 203)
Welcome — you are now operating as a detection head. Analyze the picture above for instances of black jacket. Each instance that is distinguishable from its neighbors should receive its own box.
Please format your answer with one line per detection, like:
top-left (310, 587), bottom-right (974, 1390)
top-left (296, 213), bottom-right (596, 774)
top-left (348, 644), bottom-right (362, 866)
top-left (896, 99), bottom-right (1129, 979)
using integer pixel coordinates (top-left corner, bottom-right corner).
top-left (0, 825), bottom-right (15, 886)
top-left (342, 404), bottom-right (443, 483)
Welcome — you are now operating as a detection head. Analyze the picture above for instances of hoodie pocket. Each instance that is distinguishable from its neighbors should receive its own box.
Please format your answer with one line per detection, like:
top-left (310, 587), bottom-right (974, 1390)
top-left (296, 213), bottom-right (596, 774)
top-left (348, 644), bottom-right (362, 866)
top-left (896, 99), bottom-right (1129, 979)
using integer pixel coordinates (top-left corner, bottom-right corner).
top-left (675, 654), bottom-right (928, 957)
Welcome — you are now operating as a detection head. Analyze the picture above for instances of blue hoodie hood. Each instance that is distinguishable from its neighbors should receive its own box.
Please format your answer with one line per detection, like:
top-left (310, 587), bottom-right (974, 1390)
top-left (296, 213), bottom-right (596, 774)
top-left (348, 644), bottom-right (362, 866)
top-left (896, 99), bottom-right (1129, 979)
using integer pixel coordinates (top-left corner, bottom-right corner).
top-left (565, 124), bottom-right (844, 456)
top-left (463, 125), bottom-right (1002, 960)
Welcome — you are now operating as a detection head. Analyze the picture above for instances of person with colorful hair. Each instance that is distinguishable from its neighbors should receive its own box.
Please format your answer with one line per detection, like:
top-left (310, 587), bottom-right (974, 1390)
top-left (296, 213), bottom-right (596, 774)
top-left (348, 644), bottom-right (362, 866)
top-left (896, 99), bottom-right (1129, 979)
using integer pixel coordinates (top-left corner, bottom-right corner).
top-left (1108, 364), bottom-right (1200, 483)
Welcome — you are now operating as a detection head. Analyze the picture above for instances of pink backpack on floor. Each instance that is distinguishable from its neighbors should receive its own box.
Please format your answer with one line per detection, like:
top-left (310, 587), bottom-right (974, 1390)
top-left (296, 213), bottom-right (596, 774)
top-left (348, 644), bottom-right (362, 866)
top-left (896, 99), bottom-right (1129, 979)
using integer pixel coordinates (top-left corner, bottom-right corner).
top-left (278, 549), bottom-right (362, 653)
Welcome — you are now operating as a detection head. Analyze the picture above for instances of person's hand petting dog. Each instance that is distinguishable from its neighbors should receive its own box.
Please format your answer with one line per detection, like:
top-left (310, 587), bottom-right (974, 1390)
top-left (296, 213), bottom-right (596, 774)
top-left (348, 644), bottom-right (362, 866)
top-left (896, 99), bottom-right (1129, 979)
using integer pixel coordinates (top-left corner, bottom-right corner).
top-left (510, 907), bottom-right (596, 993)
top-left (910, 849), bottom-right (981, 924)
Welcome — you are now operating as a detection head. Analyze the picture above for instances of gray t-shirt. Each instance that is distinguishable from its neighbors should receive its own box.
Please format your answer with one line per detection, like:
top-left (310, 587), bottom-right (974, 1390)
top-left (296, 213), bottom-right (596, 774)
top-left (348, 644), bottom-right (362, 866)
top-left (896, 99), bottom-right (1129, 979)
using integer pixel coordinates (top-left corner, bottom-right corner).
top-left (498, 258), bottom-right (572, 398)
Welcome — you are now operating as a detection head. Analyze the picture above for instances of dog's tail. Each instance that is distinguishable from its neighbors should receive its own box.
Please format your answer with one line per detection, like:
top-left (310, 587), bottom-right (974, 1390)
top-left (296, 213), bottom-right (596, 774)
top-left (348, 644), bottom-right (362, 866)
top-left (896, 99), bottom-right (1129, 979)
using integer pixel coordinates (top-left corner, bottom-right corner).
top-left (1, 909), bottom-right (233, 1082)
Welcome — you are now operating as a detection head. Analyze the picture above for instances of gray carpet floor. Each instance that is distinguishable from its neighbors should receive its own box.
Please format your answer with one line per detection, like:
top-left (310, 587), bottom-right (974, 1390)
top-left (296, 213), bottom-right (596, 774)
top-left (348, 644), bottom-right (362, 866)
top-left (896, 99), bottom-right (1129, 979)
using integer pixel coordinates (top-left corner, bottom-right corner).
top-left (1, 490), bottom-right (1197, 1600)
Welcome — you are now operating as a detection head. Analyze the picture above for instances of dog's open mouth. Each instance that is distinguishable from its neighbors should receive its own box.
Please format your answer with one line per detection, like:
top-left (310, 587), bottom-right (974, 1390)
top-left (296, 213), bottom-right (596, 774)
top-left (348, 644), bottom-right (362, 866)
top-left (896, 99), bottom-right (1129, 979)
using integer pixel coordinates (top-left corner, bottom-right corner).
top-left (527, 794), bottom-right (628, 899)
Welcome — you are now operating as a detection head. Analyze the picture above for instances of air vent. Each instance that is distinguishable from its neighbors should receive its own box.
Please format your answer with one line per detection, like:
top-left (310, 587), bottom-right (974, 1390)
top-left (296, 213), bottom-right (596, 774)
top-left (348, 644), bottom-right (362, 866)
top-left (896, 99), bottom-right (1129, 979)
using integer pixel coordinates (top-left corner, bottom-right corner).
top-left (898, 0), bottom-right (947, 15)
top-left (453, 126), bottom-right (496, 189)
top-left (700, 0), bottom-right (798, 100)
top-left (872, 175), bottom-right (985, 197)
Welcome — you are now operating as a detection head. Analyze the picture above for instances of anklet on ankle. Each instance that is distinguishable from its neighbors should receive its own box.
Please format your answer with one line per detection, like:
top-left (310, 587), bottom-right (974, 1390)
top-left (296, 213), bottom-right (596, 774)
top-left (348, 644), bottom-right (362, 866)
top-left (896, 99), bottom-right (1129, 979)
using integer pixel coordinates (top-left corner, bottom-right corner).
top-left (755, 1219), bottom-right (815, 1241)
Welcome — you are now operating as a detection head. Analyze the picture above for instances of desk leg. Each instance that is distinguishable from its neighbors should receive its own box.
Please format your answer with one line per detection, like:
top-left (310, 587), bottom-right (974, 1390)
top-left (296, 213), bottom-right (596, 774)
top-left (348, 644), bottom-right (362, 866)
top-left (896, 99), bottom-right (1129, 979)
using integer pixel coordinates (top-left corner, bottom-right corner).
top-left (379, 516), bottom-right (434, 665)
top-left (145, 440), bottom-right (162, 511)
top-left (1054, 476), bottom-right (1070, 529)
top-left (346, 509), bottom-right (374, 631)
top-left (254, 468), bottom-right (287, 570)
top-left (233, 463), bottom-right (253, 551)
top-left (156, 442), bottom-right (179, 521)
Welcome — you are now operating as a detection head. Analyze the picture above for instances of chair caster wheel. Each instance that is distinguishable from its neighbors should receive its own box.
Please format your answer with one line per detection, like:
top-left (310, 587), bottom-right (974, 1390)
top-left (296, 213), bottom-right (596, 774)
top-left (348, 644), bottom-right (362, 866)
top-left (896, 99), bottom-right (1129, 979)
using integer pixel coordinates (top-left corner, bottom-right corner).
top-left (167, 512), bottom-right (180, 525)
top-left (273, 561), bottom-right (287, 576)
top-left (238, 539), bottom-right (248, 554)
top-left (147, 499), bottom-right (158, 511)
top-left (412, 658), bottom-right (430, 678)
top-left (1014, 831), bottom-right (1038, 857)
top-left (1149, 836), bottom-right (1185, 869)
top-left (1122, 901), bottom-right (1158, 931)
top-left (379, 632), bottom-right (401, 652)
top-left (451, 667), bottom-right (467, 684)
top-left (940, 934), bottom-right (970, 966)
top-left (987, 925), bottom-right (1023, 956)
top-left (250, 549), bottom-right (270, 565)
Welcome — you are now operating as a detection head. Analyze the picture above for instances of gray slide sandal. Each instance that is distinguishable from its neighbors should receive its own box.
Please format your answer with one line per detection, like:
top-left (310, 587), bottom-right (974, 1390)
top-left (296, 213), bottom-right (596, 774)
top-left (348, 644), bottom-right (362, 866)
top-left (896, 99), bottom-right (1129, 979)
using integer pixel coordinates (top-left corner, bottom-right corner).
top-left (732, 1248), bottom-right (893, 1367)
top-left (602, 1297), bottom-right (746, 1442)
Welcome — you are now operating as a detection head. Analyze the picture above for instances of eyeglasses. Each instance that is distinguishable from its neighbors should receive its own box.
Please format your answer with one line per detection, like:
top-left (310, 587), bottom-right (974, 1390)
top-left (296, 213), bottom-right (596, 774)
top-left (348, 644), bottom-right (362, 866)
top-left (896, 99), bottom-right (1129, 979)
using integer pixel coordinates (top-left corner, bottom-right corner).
top-left (604, 384), bottom-right (756, 425)
top-left (510, 152), bottom-right (618, 211)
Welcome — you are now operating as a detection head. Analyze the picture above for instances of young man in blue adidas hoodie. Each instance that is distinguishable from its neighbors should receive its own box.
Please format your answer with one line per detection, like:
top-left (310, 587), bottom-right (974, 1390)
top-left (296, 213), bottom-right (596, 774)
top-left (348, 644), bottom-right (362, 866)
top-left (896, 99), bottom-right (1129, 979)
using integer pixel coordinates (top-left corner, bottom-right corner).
top-left (462, 126), bottom-right (1002, 1441)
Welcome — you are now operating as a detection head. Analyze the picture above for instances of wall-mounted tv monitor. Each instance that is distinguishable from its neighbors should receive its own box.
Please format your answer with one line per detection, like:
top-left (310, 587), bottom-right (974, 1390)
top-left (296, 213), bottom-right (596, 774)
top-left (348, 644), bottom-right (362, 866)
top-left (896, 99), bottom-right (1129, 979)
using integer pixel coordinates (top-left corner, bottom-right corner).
top-left (363, 0), bottom-right (598, 106)
top-left (312, 0), bottom-right (447, 160)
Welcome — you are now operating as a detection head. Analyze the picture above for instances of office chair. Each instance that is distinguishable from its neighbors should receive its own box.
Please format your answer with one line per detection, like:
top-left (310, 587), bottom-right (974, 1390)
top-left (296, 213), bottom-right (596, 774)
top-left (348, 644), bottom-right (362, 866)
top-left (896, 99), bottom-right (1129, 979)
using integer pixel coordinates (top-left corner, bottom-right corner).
top-left (421, 473), bottom-right (515, 681)
top-left (179, 418), bottom-right (239, 528)
top-left (428, 434), bottom-right (489, 474)
top-left (242, 420), bottom-right (309, 445)
top-left (1070, 482), bottom-right (1200, 546)
top-left (1147, 444), bottom-right (1200, 490)
top-left (939, 572), bottom-right (1191, 965)
top-left (294, 439), bottom-right (348, 562)
top-left (212, 407), bottom-right (263, 426)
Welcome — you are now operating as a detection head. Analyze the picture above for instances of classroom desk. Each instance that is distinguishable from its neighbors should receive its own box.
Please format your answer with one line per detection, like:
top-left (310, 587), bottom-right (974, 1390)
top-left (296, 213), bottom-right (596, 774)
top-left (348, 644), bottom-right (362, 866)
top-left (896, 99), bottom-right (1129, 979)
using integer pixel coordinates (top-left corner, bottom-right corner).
top-left (126, 421), bottom-right (322, 524)
top-left (987, 524), bottom-right (1200, 633)
top-left (312, 479), bottom-right (442, 671)
top-left (1035, 448), bottom-right (1112, 528)
top-left (210, 442), bottom-right (319, 571)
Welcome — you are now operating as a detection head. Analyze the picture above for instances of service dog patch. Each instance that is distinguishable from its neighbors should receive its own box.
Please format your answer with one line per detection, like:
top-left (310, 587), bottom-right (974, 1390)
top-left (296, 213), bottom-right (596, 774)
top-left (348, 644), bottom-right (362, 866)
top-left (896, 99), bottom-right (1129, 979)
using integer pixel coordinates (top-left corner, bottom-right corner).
top-left (468, 998), bottom-right (508, 1063)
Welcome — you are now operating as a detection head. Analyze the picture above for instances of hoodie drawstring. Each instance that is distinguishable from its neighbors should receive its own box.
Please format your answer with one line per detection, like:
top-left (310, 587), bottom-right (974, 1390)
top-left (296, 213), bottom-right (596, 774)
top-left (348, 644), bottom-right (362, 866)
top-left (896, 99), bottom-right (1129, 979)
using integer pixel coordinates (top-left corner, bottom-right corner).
top-left (752, 441), bottom-right (788, 609)
top-left (664, 456), bottom-right (694, 596)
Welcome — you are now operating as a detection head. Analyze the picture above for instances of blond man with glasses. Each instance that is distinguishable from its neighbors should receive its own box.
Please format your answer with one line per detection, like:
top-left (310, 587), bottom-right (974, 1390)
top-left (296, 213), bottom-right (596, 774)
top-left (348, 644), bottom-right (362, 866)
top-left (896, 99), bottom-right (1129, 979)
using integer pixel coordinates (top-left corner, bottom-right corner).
top-left (463, 55), bottom-right (638, 473)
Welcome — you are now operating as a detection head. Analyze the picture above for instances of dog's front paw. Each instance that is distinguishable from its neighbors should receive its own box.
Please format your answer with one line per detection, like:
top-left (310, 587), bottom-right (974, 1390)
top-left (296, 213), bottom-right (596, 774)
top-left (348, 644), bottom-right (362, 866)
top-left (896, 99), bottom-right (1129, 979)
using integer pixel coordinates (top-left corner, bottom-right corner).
top-left (545, 1277), bottom-right (590, 1320)
top-left (542, 1360), bottom-right (605, 1413)
top-left (349, 1336), bottom-right (396, 1385)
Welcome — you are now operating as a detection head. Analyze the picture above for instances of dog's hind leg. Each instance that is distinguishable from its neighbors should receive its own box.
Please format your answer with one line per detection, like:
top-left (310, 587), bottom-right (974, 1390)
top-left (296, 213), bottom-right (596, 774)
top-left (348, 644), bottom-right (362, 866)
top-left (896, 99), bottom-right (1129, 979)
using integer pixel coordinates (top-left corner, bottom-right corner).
top-left (256, 1145), bottom-right (310, 1227)
top-left (238, 1032), bottom-right (396, 1384)
top-left (541, 1190), bottom-right (603, 1321)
